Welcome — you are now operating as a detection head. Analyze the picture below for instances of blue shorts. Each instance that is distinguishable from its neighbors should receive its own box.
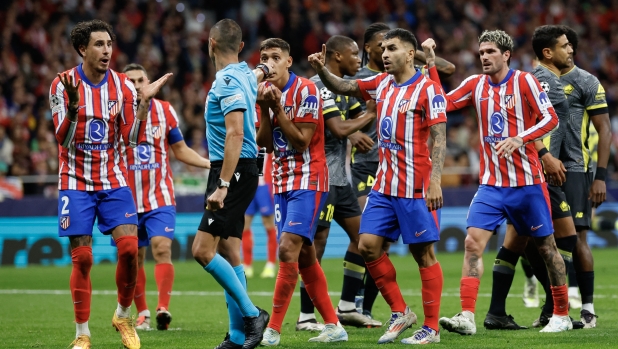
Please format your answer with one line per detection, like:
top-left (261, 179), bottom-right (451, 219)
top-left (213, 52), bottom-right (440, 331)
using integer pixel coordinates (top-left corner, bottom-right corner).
top-left (359, 190), bottom-right (440, 245)
top-left (245, 185), bottom-right (275, 216)
top-left (111, 205), bottom-right (176, 248)
top-left (467, 184), bottom-right (553, 237)
top-left (274, 190), bottom-right (328, 245)
top-left (58, 187), bottom-right (138, 237)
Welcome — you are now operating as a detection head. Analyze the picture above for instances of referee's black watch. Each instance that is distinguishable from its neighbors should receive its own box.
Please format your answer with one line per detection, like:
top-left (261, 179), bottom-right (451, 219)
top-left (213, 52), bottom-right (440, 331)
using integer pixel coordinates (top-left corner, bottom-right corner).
top-left (217, 178), bottom-right (230, 189)
top-left (256, 63), bottom-right (270, 77)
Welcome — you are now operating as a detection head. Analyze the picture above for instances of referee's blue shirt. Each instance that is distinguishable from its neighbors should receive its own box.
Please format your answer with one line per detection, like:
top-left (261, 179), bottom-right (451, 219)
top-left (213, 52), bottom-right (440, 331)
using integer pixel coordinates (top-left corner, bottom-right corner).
top-left (205, 62), bottom-right (258, 161)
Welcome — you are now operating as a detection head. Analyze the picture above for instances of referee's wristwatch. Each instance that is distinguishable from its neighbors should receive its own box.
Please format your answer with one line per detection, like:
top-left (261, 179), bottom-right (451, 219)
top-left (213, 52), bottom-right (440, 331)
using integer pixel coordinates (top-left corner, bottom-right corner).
top-left (256, 63), bottom-right (270, 77)
top-left (217, 178), bottom-right (230, 189)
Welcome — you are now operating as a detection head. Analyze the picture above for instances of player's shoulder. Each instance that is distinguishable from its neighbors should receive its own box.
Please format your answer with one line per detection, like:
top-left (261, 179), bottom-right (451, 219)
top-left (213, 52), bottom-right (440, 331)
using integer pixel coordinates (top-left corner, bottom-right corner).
top-left (215, 64), bottom-right (248, 88)
top-left (309, 74), bottom-right (324, 87)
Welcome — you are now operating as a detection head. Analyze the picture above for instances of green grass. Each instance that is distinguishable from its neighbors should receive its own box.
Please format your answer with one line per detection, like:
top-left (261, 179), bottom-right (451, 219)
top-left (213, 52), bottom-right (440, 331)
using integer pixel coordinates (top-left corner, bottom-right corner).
top-left (1, 249), bottom-right (617, 348)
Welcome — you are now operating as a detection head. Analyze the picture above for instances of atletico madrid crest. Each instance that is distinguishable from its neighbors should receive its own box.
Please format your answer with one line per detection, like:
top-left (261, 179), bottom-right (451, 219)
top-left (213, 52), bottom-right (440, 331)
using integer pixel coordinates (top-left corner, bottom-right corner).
top-left (108, 100), bottom-right (121, 116)
top-left (504, 95), bottom-right (516, 109)
top-left (61, 216), bottom-right (70, 230)
top-left (152, 126), bottom-right (162, 139)
top-left (398, 99), bottom-right (411, 113)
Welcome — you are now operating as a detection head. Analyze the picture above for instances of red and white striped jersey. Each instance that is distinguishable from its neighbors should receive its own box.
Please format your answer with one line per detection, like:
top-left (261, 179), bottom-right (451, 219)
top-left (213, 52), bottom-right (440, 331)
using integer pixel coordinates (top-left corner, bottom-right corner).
top-left (266, 72), bottom-right (328, 193)
top-left (429, 67), bottom-right (558, 187)
top-left (356, 70), bottom-right (447, 198)
top-left (123, 98), bottom-right (183, 213)
top-left (50, 64), bottom-right (145, 191)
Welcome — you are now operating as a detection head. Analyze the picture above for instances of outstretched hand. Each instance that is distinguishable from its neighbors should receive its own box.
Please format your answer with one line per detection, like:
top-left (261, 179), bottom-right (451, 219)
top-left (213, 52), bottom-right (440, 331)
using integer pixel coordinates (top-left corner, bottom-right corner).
top-left (58, 73), bottom-right (81, 107)
top-left (141, 73), bottom-right (173, 102)
top-left (421, 39), bottom-right (437, 65)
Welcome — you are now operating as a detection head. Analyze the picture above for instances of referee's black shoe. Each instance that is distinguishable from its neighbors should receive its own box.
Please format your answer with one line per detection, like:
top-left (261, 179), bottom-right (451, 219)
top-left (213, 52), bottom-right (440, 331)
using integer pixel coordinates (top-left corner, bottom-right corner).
top-left (214, 333), bottom-right (242, 349)
top-left (243, 307), bottom-right (270, 349)
top-left (484, 313), bottom-right (528, 330)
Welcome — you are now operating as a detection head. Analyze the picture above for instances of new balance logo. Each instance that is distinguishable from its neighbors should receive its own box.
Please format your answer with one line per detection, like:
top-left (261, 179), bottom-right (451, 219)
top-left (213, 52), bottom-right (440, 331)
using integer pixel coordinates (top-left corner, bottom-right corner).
top-left (208, 218), bottom-right (214, 225)
top-left (531, 224), bottom-right (543, 231)
top-left (234, 172), bottom-right (240, 181)
top-left (125, 212), bottom-right (137, 218)
top-left (415, 229), bottom-right (427, 237)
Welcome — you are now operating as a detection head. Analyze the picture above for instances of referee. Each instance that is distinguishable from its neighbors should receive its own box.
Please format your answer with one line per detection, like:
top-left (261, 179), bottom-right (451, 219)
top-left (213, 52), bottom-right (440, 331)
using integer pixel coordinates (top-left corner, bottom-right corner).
top-left (191, 19), bottom-right (271, 349)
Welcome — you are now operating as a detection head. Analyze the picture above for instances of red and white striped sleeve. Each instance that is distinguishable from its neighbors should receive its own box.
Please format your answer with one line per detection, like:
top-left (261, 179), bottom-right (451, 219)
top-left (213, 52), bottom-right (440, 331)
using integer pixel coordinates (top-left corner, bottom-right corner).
top-left (428, 66), bottom-right (476, 112)
top-left (50, 74), bottom-right (77, 148)
top-left (517, 73), bottom-right (559, 144)
top-left (356, 73), bottom-right (387, 101)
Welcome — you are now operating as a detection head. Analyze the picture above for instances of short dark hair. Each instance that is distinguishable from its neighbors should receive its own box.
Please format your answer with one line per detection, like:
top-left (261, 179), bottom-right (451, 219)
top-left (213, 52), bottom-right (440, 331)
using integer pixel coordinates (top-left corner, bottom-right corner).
top-left (70, 20), bottom-right (116, 57)
top-left (210, 19), bottom-right (243, 54)
top-left (325, 35), bottom-right (356, 59)
top-left (362, 23), bottom-right (390, 65)
top-left (383, 28), bottom-right (418, 50)
top-left (561, 25), bottom-right (578, 56)
top-left (259, 38), bottom-right (291, 53)
top-left (532, 25), bottom-right (567, 60)
top-left (123, 63), bottom-right (147, 75)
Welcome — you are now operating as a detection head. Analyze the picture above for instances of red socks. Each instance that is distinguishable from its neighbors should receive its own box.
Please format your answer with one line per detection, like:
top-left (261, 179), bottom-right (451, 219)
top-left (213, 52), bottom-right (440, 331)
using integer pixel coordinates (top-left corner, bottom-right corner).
top-left (300, 262), bottom-right (339, 325)
top-left (420, 263), bottom-right (443, 331)
top-left (70, 246), bottom-right (93, 323)
top-left (155, 263), bottom-right (175, 310)
top-left (269, 261), bottom-right (299, 332)
top-left (460, 277), bottom-right (480, 313)
top-left (115, 236), bottom-right (138, 307)
top-left (365, 253), bottom-right (407, 313)
top-left (266, 227), bottom-right (278, 264)
top-left (242, 229), bottom-right (253, 266)
top-left (551, 284), bottom-right (569, 316)
top-left (134, 266), bottom-right (148, 313)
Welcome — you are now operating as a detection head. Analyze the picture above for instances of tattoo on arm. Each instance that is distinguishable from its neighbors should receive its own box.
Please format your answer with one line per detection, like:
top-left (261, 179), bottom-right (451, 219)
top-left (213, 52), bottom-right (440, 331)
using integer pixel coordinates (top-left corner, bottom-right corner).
top-left (316, 66), bottom-right (362, 99)
top-left (429, 123), bottom-right (446, 182)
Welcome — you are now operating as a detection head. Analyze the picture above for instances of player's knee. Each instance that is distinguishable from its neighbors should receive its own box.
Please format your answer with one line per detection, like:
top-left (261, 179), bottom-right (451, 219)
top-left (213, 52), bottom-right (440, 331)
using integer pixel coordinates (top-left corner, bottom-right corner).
top-left (152, 246), bottom-right (172, 263)
top-left (192, 244), bottom-right (215, 266)
top-left (117, 240), bottom-right (138, 260)
top-left (71, 247), bottom-right (93, 273)
top-left (464, 234), bottom-right (484, 254)
top-left (278, 240), bottom-right (297, 263)
top-left (358, 240), bottom-right (378, 262)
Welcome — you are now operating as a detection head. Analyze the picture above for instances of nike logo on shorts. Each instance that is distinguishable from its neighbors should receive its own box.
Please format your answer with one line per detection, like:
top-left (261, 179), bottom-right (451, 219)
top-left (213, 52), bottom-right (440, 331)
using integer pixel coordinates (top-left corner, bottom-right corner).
top-left (288, 221), bottom-right (302, 226)
top-left (165, 227), bottom-right (174, 232)
top-left (415, 229), bottom-right (427, 237)
top-left (531, 224), bottom-right (543, 231)
top-left (125, 212), bottom-right (137, 218)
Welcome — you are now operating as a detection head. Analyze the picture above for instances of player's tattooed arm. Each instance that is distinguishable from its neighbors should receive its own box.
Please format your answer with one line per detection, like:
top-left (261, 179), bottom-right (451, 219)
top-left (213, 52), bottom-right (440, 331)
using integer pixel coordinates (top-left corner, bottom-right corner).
top-left (427, 122), bottom-right (446, 211)
top-left (415, 45), bottom-right (456, 76)
top-left (308, 44), bottom-right (363, 99)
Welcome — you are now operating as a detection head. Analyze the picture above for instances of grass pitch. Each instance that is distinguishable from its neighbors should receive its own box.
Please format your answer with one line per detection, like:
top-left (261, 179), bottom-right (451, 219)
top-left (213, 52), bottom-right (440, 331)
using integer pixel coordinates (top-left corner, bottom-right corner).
top-left (1, 249), bottom-right (617, 348)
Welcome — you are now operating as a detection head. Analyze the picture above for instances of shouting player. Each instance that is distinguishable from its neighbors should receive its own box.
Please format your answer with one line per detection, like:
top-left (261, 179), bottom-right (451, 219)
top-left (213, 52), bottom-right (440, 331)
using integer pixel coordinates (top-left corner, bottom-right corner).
top-left (559, 25), bottom-right (611, 328)
top-left (296, 34), bottom-right (380, 331)
top-left (50, 20), bottom-right (171, 349)
top-left (481, 25), bottom-right (578, 330)
top-left (191, 19), bottom-right (269, 349)
top-left (256, 38), bottom-right (347, 346)
top-left (120, 63), bottom-right (211, 331)
top-left (422, 31), bottom-right (570, 334)
top-left (310, 28), bottom-right (448, 344)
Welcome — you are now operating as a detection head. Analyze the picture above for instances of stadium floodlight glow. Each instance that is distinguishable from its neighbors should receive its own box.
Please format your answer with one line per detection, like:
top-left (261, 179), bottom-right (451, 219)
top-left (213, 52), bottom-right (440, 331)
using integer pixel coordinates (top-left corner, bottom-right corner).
top-left (176, 3), bottom-right (185, 12)
top-left (197, 13), bottom-right (205, 23)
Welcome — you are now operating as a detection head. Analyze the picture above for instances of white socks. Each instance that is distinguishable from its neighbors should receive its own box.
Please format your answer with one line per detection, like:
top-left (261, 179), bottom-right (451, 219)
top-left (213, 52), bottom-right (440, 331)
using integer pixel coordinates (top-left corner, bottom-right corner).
top-left (138, 309), bottom-right (151, 318)
top-left (116, 303), bottom-right (131, 318)
top-left (76, 321), bottom-right (90, 338)
top-left (337, 300), bottom-right (356, 312)
top-left (582, 303), bottom-right (595, 314)
top-left (299, 312), bottom-right (316, 322)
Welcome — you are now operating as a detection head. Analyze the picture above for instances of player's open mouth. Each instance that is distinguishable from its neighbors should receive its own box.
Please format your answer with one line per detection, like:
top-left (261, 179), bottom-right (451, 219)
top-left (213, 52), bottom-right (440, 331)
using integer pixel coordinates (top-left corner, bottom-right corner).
top-left (100, 59), bottom-right (109, 64)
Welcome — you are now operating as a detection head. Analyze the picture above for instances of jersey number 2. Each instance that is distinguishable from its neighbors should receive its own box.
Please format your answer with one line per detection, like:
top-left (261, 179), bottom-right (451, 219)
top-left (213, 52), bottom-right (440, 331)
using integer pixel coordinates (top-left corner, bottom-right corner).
top-left (61, 196), bottom-right (70, 215)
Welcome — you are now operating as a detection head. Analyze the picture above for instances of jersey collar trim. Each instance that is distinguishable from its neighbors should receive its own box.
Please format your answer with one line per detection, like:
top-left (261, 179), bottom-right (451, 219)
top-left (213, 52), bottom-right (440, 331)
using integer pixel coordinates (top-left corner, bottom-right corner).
top-left (392, 69), bottom-right (422, 88)
top-left (77, 63), bottom-right (109, 88)
top-left (282, 71), bottom-right (296, 92)
top-left (488, 69), bottom-right (514, 87)
top-left (561, 66), bottom-right (576, 76)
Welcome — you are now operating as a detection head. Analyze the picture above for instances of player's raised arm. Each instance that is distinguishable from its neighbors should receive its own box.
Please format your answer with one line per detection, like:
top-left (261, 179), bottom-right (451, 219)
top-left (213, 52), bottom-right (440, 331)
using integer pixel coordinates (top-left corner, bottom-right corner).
top-left (414, 49), bottom-right (456, 76)
top-left (309, 44), bottom-right (363, 99)
top-left (51, 73), bottom-right (81, 148)
top-left (421, 39), bottom-right (474, 111)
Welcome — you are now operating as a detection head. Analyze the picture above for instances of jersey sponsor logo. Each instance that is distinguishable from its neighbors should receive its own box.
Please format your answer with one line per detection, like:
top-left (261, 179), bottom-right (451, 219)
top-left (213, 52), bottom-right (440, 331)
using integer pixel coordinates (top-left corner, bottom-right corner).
top-left (484, 112), bottom-right (507, 143)
top-left (379, 116), bottom-right (402, 150)
top-left (504, 94), bottom-right (516, 109)
top-left (431, 94), bottom-right (446, 114)
top-left (273, 127), bottom-right (296, 157)
top-left (88, 119), bottom-right (106, 142)
top-left (60, 216), bottom-right (70, 230)
top-left (76, 143), bottom-right (113, 150)
top-left (319, 87), bottom-right (332, 100)
top-left (540, 81), bottom-right (550, 93)
top-left (129, 163), bottom-right (161, 170)
top-left (222, 94), bottom-right (243, 107)
top-left (538, 91), bottom-right (551, 108)
top-left (563, 84), bottom-right (574, 95)
top-left (298, 95), bottom-right (319, 117)
top-left (398, 99), bottom-right (412, 113)
top-left (136, 144), bottom-right (152, 163)
top-left (151, 125), bottom-right (162, 139)
top-left (108, 100), bottom-right (121, 116)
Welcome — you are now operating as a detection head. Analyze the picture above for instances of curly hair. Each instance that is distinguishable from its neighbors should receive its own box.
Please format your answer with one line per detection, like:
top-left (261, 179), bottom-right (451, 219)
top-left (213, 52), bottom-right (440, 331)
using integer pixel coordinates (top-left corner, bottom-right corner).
top-left (70, 20), bottom-right (116, 57)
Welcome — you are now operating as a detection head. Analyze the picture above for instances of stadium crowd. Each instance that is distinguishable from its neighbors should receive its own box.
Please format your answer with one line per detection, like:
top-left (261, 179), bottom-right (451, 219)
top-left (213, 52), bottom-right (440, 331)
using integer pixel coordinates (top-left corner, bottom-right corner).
top-left (1, 0), bottom-right (618, 197)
